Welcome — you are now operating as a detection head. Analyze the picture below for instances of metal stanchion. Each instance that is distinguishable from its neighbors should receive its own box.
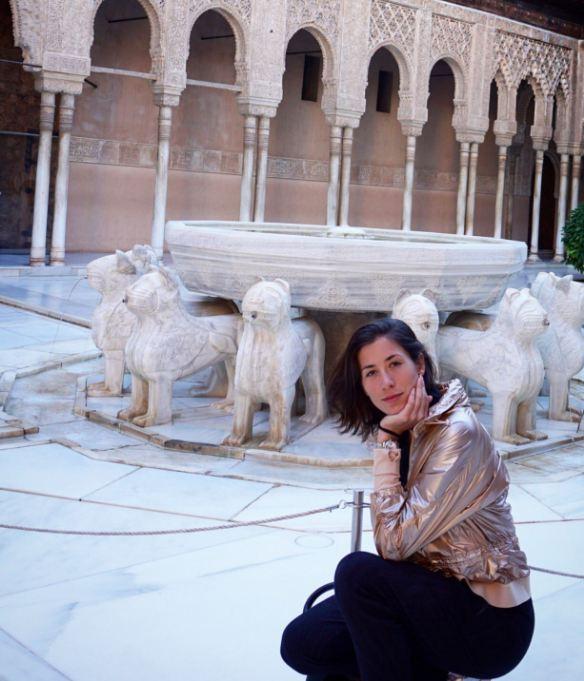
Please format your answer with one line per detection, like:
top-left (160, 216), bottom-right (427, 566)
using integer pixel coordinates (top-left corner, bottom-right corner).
top-left (350, 489), bottom-right (364, 553)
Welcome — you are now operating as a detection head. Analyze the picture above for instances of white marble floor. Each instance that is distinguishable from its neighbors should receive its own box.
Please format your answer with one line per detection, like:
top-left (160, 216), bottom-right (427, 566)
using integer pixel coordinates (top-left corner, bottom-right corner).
top-left (0, 298), bottom-right (583, 680)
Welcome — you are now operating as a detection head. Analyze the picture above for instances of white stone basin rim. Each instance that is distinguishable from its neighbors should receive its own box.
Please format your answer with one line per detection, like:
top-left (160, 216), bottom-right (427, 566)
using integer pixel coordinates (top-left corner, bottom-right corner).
top-left (166, 221), bottom-right (527, 313)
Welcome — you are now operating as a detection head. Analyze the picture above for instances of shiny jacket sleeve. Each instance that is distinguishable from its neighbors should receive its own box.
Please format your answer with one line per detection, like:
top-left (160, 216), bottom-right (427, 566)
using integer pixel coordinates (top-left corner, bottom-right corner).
top-left (370, 418), bottom-right (494, 561)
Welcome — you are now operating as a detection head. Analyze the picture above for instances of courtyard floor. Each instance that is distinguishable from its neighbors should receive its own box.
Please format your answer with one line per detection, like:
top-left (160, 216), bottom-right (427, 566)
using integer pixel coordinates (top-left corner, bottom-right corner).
top-left (0, 269), bottom-right (582, 681)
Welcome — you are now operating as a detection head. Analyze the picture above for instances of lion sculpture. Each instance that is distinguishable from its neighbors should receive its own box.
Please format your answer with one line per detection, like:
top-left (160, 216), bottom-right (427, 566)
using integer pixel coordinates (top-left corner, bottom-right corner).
top-left (437, 288), bottom-right (549, 444)
top-left (118, 265), bottom-right (240, 427)
top-left (392, 290), bottom-right (439, 372)
top-left (531, 272), bottom-right (584, 421)
top-left (223, 279), bottom-right (327, 450)
top-left (87, 245), bottom-right (158, 397)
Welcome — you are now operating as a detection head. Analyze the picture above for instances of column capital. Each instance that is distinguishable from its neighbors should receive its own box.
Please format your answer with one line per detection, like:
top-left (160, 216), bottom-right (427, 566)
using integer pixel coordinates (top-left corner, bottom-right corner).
top-left (34, 73), bottom-right (84, 96)
top-left (399, 121), bottom-right (425, 137)
top-left (152, 84), bottom-right (181, 108)
top-left (324, 112), bottom-right (362, 129)
top-left (493, 119), bottom-right (516, 147)
top-left (455, 131), bottom-right (485, 145)
top-left (237, 97), bottom-right (279, 119)
top-left (532, 138), bottom-right (551, 152)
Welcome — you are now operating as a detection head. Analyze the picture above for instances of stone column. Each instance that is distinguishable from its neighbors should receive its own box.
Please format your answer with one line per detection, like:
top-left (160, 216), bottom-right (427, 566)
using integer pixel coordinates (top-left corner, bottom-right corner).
top-left (465, 142), bottom-right (479, 236)
top-left (493, 145), bottom-right (508, 239)
top-left (327, 125), bottom-right (342, 226)
top-left (402, 135), bottom-right (417, 231)
top-left (554, 153), bottom-right (570, 261)
top-left (30, 91), bottom-right (56, 266)
top-left (240, 115), bottom-right (258, 222)
top-left (339, 127), bottom-right (354, 226)
top-left (456, 142), bottom-right (470, 236)
top-left (151, 104), bottom-right (173, 257)
top-left (571, 154), bottom-right (581, 211)
top-left (50, 94), bottom-right (76, 265)
top-left (253, 116), bottom-right (270, 223)
top-left (529, 149), bottom-right (545, 261)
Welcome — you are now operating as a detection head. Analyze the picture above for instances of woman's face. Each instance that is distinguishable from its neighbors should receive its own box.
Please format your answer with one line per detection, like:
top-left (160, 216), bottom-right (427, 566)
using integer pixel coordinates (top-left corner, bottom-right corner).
top-left (358, 336), bottom-right (424, 415)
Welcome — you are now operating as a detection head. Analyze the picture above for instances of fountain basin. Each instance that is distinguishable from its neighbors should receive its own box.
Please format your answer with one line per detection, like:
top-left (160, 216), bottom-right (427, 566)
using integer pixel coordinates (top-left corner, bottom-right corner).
top-left (166, 221), bottom-right (527, 312)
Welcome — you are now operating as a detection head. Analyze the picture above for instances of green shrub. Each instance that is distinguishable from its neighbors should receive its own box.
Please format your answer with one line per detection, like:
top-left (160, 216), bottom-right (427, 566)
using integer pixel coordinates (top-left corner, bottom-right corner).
top-left (562, 203), bottom-right (584, 272)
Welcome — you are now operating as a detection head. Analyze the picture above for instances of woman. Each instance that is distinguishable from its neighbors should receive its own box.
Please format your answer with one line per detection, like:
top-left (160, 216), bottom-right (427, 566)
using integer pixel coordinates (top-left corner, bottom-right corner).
top-left (281, 318), bottom-right (534, 681)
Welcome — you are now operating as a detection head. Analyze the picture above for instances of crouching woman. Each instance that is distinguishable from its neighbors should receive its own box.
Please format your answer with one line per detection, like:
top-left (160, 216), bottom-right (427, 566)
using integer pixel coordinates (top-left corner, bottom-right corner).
top-left (281, 318), bottom-right (534, 681)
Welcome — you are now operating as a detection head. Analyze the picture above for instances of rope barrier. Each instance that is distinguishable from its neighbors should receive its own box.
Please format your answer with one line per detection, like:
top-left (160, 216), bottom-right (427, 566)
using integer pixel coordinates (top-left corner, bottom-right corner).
top-left (2, 500), bottom-right (582, 578)
top-left (0, 502), bottom-right (344, 537)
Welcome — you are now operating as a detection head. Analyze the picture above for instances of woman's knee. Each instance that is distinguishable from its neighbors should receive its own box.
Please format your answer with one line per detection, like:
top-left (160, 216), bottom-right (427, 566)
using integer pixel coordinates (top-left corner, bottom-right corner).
top-left (334, 551), bottom-right (383, 595)
top-left (280, 615), bottom-right (309, 672)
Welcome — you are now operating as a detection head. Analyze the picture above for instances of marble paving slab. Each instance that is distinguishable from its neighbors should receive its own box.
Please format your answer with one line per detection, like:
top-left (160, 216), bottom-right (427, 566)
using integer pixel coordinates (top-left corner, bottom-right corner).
top-left (0, 442), bottom-right (138, 499)
top-left (0, 489), bottom-right (265, 597)
top-left (85, 466), bottom-right (274, 519)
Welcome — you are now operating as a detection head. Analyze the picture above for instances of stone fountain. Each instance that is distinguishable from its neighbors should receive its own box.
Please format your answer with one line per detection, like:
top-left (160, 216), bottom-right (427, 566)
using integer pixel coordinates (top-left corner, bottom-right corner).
top-left (166, 221), bottom-right (526, 313)
top-left (79, 221), bottom-right (584, 464)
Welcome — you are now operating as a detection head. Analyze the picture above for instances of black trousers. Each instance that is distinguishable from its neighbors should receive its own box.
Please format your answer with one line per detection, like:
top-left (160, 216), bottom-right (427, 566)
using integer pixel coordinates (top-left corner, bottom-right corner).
top-left (281, 552), bottom-right (534, 681)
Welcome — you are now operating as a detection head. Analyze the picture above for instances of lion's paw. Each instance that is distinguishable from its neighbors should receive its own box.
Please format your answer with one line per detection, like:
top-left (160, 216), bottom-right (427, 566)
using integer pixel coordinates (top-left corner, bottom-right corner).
top-left (524, 430), bottom-right (548, 441)
top-left (222, 433), bottom-right (247, 447)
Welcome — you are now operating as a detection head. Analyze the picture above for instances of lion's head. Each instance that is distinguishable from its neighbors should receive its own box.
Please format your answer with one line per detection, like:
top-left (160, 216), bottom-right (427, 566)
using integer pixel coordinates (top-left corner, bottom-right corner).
top-left (87, 245), bottom-right (158, 296)
top-left (498, 287), bottom-right (548, 340)
top-left (124, 265), bottom-right (181, 316)
top-left (532, 272), bottom-right (584, 326)
top-left (241, 279), bottom-right (291, 330)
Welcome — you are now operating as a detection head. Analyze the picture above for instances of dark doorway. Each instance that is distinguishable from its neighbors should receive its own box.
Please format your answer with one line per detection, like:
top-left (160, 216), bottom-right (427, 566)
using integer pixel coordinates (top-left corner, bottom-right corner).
top-left (527, 154), bottom-right (557, 257)
top-left (0, 0), bottom-right (49, 252)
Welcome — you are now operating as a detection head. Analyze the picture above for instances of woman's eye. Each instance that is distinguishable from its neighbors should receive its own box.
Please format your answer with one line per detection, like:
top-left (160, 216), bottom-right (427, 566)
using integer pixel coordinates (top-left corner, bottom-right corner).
top-left (365, 370), bottom-right (376, 378)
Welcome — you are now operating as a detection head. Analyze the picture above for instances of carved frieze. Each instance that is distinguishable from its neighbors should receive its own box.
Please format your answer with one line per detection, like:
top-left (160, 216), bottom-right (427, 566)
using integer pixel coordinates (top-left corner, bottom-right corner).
top-left (286, 0), bottom-right (340, 43)
top-left (369, 0), bottom-right (417, 65)
top-left (189, 0), bottom-right (252, 26)
top-left (494, 31), bottom-right (571, 96)
top-left (431, 14), bottom-right (473, 72)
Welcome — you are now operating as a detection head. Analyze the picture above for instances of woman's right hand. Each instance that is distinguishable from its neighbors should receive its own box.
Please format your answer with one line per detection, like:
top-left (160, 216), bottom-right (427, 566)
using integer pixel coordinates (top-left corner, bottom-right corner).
top-left (378, 375), bottom-right (432, 441)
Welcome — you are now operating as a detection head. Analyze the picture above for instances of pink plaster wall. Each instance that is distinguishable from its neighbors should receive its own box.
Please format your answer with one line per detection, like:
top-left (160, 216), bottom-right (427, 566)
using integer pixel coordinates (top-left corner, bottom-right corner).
top-left (64, 3), bottom-right (529, 254)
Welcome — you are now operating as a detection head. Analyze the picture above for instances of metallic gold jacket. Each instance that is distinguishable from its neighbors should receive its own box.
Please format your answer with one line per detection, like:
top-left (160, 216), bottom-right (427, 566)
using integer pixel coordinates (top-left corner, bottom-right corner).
top-left (370, 380), bottom-right (529, 585)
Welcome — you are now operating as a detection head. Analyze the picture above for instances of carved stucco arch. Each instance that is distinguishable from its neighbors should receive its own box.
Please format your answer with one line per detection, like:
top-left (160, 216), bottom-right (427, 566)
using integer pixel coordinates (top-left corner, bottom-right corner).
top-left (88, 0), bottom-right (164, 76)
top-left (427, 55), bottom-right (466, 101)
top-left (188, 4), bottom-right (248, 86)
top-left (366, 42), bottom-right (411, 93)
top-left (284, 25), bottom-right (336, 113)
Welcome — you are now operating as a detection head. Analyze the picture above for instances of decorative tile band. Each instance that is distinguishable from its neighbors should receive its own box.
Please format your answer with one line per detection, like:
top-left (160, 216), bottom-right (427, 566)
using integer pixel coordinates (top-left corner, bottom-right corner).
top-left (69, 136), bottom-right (498, 194)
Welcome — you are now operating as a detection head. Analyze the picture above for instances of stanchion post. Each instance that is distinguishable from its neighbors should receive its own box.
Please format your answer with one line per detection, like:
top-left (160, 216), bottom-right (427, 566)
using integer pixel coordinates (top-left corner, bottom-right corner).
top-left (350, 489), bottom-right (364, 553)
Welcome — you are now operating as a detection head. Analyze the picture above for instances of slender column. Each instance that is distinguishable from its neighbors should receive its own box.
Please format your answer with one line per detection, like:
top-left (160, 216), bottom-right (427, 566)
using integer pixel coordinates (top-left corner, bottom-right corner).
top-left (554, 153), bottom-right (570, 261)
top-left (30, 91), bottom-right (56, 266)
top-left (240, 115), bottom-right (257, 222)
top-left (529, 149), bottom-right (544, 261)
top-left (493, 145), bottom-right (508, 239)
top-left (151, 105), bottom-right (173, 257)
top-left (456, 142), bottom-right (470, 235)
top-left (339, 127), bottom-right (354, 226)
top-left (402, 135), bottom-right (416, 231)
top-left (327, 125), bottom-right (342, 226)
top-left (50, 94), bottom-right (76, 265)
top-left (253, 116), bottom-right (270, 222)
top-left (465, 142), bottom-right (479, 236)
top-left (571, 155), bottom-right (581, 211)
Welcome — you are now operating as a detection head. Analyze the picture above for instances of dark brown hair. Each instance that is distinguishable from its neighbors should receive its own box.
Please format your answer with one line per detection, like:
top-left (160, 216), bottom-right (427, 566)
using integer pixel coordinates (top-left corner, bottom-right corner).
top-left (328, 318), bottom-right (442, 441)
